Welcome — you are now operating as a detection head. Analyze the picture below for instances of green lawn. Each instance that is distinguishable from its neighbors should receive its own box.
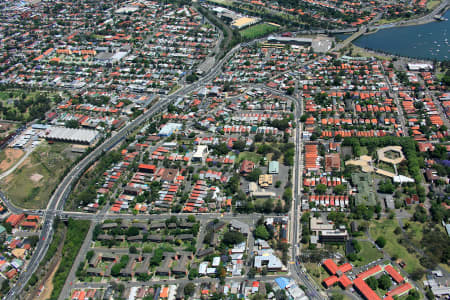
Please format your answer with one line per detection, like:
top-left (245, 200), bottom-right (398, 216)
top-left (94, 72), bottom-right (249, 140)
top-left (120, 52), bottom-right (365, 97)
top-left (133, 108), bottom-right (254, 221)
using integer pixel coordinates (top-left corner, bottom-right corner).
top-left (427, 0), bottom-right (440, 9)
top-left (304, 262), bottom-right (328, 288)
top-left (208, 0), bottom-right (233, 5)
top-left (369, 219), bottom-right (421, 274)
top-left (359, 146), bottom-right (368, 155)
top-left (353, 241), bottom-right (384, 267)
top-left (404, 221), bottom-right (423, 247)
top-left (240, 23), bottom-right (279, 40)
top-left (238, 151), bottom-right (261, 164)
top-left (2, 142), bottom-right (80, 208)
top-left (377, 161), bottom-right (395, 174)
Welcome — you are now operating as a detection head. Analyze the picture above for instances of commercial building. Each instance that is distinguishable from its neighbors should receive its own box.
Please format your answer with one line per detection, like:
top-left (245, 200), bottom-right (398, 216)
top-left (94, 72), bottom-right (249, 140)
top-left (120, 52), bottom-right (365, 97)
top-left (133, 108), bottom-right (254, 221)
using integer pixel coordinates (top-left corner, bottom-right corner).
top-left (268, 161), bottom-right (279, 174)
top-left (191, 145), bottom-right (209, 162)
top-left (231, 17), bottom-right (260, 29)
top-left (45, 127), bottom-right (100, 145)
top-left (310, 217), bottom-right (348, 243)
top-left (158, 123), bottom-right (182, 137)
top-left (258, 174), bottom-right (273, 188)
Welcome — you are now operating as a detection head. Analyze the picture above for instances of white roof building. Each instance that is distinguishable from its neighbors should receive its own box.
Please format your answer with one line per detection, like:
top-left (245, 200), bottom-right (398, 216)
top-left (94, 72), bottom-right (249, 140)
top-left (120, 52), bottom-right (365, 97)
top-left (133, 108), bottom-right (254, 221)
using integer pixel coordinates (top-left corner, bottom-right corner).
top-left (45, 127), bottom-right (100, 145)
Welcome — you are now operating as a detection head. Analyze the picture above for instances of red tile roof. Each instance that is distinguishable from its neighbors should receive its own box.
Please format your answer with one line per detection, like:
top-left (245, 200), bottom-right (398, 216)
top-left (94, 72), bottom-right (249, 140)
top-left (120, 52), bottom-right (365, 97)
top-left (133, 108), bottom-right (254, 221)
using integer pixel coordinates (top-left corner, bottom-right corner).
top-left (353, 277), bottom-right (381, 300)
top-left (384, 265), bottom-right (404, 283)
top-left (323, 275), bottom-right (339, 288)
top-left (357, 265), bottom-right (383, 280)
top-left (339, 274), bottom-right (352, 288)
top-left (323, 259), bottom-right (338, 274)
top-left (337, 262), bottom-right (352, 273)
top-left (386, 282), bottom-right (413, 297)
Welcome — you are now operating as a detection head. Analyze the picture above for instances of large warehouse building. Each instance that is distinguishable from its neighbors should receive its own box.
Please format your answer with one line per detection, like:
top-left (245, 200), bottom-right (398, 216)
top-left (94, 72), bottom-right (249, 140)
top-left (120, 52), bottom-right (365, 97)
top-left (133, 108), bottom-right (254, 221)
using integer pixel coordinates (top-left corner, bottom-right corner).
top-left (44, 127), bottom-right (100, 145)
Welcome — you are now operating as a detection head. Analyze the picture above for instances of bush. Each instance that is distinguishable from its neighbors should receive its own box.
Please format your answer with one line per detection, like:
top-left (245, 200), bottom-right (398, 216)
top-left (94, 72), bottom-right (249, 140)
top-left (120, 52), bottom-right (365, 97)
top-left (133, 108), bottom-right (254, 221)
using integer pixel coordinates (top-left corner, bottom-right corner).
top-left (254, 225), bottom-right (270, 240)
top-left (223, 231), bottom-right (245, 246)
top-left (365, 277), bottom-right (378, 290)
top-left (375, 236), bottom-right (386, 248)
top-left (49, 219), bottom-right (90, 299)
top-left (378, 274), bottom-right (391, 290)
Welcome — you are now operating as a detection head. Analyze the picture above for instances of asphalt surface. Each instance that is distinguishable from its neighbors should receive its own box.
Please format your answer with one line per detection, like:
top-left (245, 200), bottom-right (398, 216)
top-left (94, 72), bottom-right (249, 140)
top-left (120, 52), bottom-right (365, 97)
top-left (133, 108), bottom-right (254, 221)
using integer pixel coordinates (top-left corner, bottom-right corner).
top-left (257, 84), bottom-right (325, 299)
top-left (2, 35), bottom-right (264, 299)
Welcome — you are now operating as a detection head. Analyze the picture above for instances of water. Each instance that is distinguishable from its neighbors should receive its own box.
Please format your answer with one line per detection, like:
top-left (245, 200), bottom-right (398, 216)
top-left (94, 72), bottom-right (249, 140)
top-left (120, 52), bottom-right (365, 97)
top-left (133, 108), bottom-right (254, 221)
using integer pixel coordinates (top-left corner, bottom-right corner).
top-left (351, 10), bottom-right (450, 61)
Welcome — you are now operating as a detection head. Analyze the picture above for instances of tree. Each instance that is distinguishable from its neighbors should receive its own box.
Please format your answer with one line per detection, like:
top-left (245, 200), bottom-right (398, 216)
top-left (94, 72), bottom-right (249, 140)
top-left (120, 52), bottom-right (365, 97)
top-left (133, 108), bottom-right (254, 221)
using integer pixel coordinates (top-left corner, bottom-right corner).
top-left (375, 236), bottom-right (386, 248)
top-left (352, 240), bottom-right (361, 253)
top-left (184, 283), bottom-right (195, 296)
top-left (214, 143), bottom-right (229, 155)
top-left (126, 227), bottom-right (139, 237)
top-left (233, 139), bottom-right (246, 151)
top-left (406, 289), bottom-right (420, 300)
top-left (129, 246), bottom-right (138, 254)
top-left (247, 168), bottom-right (262, 182)
top-left (186, 73), bottom-right (198, 83)
top-left (86, 250), bottom-right (94, 261)
top-left (254, 225), bottom-right (270, 240)
top-left (65, 119), bottom-right (79, 128)
top-left (365, 276), bottom-right (378, 290)
top-left (315, 184), bottom-right (327, 194)
top-left (378, 274), bottom-right (391, 290)
top-left (333, 184), bottom-right (346, 195)
top-left (411, 268), bottom-right (425, 281)
top-left (111, 263), bottom-right (122, 277)
top-left (188, 268), bottom-right (198, 280)
top-left (1, 280), bottom-right (9, 294)
top-left (223, 231), bottom-right (245, 246)
top-left (330, 294), bottom-right (344, 300)
top-left (286, 87), bottom-right (295, 95)
top-left (347, 253), bottom-right (358, 261)
top-left (247, 267), bottom-right (256, 278)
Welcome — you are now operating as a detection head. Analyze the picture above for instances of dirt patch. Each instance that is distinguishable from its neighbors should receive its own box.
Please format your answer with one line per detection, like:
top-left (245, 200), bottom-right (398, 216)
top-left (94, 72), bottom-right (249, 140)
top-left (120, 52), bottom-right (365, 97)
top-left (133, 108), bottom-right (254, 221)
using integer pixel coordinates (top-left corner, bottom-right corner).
top-left (30, 173), bottom-right (43, 183)
top-left (0, 148), bottom-right (24, 172)
top-left (36, 258), bottom-right (61, 300)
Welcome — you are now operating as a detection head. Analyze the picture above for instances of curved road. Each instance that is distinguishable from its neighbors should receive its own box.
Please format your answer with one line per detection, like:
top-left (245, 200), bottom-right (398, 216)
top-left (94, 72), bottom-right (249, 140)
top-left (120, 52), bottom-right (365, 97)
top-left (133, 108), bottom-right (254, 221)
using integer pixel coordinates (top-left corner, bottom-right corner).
top-left (4, 34), bottom-right (257, 299)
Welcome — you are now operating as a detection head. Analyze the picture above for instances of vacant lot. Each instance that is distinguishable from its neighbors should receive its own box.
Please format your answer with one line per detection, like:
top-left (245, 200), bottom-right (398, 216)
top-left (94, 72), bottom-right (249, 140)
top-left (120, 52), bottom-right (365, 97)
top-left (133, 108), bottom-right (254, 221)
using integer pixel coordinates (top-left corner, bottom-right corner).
top-left (2, 142), bottom-right (80, 208)
top-left (238, 151), bottom-right (261, 163)
top-left (0, 148), bottom-right (24, 172)
top-left (369, 219), bottom-right (421, 274)
top-left (240, 23), bottom-right (279, 40)
top-left (353, 241), bottom-right (384, 267)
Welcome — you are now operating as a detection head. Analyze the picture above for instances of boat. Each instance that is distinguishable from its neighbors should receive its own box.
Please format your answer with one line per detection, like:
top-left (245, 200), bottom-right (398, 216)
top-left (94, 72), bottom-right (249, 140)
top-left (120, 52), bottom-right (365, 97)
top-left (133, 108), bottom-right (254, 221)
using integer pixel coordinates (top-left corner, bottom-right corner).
top-left (434, 15), bottom-right (448, 21)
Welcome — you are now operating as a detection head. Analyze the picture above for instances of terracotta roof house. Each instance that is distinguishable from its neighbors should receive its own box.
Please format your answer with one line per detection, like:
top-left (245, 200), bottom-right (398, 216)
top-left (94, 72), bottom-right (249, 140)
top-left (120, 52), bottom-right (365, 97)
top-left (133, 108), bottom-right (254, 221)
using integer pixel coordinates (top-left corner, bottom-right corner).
top-left (240, 160), bottom-right (255, 175)
top-left (325, 153), bottom-right (341, 172)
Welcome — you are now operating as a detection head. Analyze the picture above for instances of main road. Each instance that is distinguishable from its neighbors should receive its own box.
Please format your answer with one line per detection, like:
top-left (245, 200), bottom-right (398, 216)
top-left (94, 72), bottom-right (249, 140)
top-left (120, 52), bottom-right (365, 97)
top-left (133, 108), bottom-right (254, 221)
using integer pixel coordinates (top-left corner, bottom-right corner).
top-left (258, 84), bottom-right (324, 299)
top-left (5, 36), bottom-right (320, 299)
top-left (4, 37), bottom-right (245, 299)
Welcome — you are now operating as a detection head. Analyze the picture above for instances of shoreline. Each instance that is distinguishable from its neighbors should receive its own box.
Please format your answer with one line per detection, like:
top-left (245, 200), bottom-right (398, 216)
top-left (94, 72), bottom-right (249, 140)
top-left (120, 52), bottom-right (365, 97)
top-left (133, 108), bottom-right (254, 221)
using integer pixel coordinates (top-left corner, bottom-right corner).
top-left (349, 45), bottom-right (435, 64)
top-left (342, 4), bottom-right (449, 62)
top-left (367, 2), bottom-right (449, 32)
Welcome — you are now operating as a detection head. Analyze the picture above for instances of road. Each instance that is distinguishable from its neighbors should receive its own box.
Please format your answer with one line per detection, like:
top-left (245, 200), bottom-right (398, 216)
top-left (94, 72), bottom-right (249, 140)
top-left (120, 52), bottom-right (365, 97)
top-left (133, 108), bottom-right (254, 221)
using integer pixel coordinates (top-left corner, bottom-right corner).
top-left (3, 37), bottom-right (245, 300)
top-left (2, 33), bottom-right (274, 299)
top-left (70, 274), bottom-right (284, 290)
top-left (0, 148), bottom-right (33, 180)
top-left (380, 62), bottom-right (409, 136)
top-left (257, 84), bottom-right (325, 299)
